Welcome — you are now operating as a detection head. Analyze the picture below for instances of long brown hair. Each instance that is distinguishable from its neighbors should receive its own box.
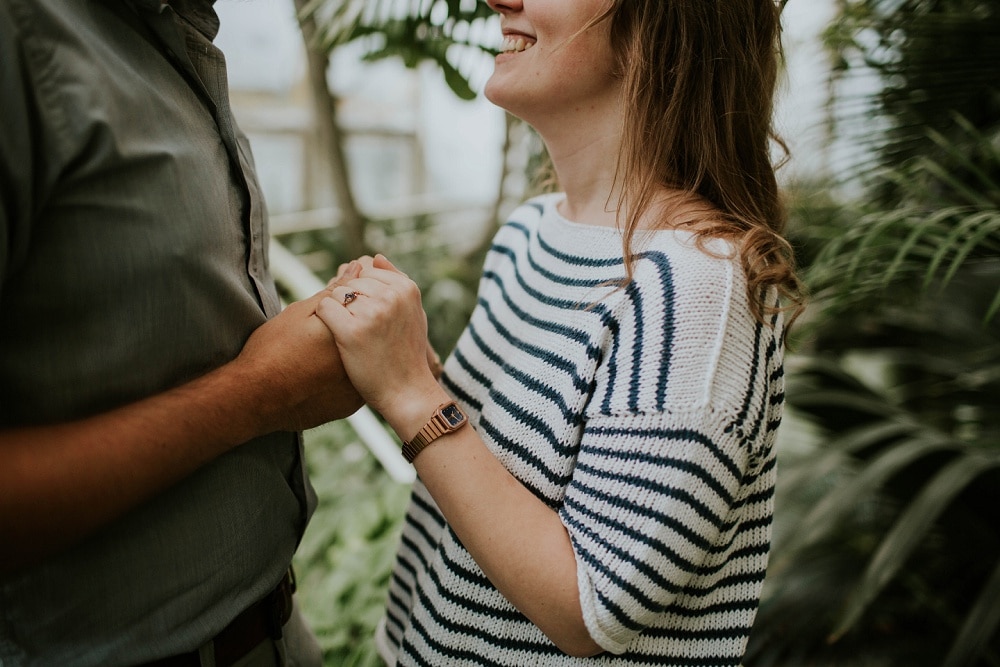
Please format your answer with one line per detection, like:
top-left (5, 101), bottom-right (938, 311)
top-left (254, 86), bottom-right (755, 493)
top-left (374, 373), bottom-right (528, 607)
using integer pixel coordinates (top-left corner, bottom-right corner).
top-left (608, 0), bottom-right (804, 326)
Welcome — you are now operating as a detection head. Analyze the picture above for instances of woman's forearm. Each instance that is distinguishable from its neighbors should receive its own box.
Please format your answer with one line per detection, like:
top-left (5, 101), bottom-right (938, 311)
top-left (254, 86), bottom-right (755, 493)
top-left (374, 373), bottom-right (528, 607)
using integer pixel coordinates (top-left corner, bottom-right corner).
top-left (384, 387), bottom-right (603, 657)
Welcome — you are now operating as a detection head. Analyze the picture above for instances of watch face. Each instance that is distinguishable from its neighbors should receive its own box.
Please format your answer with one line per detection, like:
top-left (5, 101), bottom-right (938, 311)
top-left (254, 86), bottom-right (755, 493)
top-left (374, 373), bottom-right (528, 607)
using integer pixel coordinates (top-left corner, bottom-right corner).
top-left (441, 403), bottom-right (466, 428)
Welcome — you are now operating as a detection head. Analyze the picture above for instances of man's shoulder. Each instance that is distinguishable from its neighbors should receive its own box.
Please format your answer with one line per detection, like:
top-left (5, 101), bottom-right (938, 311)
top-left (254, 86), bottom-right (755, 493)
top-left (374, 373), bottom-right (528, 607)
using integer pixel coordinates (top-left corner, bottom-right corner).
top-left (1, 0), bottom-right (102, 46)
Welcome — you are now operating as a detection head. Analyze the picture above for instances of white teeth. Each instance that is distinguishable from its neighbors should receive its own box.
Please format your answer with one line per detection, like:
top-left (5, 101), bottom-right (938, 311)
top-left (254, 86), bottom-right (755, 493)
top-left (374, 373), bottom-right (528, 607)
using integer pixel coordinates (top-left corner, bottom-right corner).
top-left (499, 36), bottom-right (534, 53)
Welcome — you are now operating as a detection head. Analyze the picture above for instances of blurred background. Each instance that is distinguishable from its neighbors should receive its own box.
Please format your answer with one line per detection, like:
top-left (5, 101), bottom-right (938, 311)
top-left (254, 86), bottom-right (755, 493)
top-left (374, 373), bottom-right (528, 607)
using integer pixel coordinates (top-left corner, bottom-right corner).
top-left (213, 0), bottom-right (1000, 664)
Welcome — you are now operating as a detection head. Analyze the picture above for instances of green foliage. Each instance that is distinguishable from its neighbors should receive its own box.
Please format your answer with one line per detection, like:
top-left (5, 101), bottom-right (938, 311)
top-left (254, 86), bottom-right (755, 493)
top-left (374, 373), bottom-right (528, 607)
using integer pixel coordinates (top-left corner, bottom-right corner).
top-left (749, 355), bottom-right (1000, 665)
top-left (822, 0), bottom-right (1000, 190)
top-left (293, 420), bottom-right (411, 667)
top-left (806, 118), bottom-right (1000, 325)
top-left (746, 2), bottom-right (1000, 664)
top-left (300, 0), bottom-right (496, 100)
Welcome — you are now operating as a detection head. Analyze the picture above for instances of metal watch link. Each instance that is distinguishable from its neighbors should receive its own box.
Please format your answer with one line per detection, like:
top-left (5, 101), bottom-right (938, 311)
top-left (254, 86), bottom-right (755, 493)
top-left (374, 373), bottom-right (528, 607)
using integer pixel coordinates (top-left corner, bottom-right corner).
top-left (401, 401), bottom-right (468, 464)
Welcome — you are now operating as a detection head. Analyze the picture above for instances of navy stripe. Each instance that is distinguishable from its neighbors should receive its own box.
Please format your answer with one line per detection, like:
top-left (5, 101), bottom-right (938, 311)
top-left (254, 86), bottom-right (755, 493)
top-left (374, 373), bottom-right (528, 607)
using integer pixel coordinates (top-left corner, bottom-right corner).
top-left (562, 490), bottom-right (713, 564)
top-left (576, 441), bottom-right (736, 503)
top-left (626, 251), bottom-right (676, 411)
top-left (582, 426), bottom-right (744, 484)
top-left (561, 509), bottom-right (688, 593)
top-left (573, 458), bottom-right (727, 525)
top-left (473, 297), bottom-right (593, 394)
top-left (727, 319), bottom-right (765, 436)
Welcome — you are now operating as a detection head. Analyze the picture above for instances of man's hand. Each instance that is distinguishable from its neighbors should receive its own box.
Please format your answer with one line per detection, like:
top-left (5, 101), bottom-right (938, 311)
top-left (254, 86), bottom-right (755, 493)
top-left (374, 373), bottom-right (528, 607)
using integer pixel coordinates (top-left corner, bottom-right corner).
top-left (232, 291), bottom-right (363, 433)
top-left (0, 274), bottom-right (363, 572)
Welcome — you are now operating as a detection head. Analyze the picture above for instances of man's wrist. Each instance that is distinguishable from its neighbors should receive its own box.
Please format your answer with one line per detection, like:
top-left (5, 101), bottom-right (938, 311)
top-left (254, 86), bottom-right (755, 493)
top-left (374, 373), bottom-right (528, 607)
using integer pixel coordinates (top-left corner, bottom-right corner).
top-left (186, 359), bottom-right (277, 446)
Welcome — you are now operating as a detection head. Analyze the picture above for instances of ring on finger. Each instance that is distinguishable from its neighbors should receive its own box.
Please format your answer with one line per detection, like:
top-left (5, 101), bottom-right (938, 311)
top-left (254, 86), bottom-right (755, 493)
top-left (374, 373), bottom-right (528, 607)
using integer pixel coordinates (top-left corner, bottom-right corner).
top-left (342, 290), bottom-right (362, 306)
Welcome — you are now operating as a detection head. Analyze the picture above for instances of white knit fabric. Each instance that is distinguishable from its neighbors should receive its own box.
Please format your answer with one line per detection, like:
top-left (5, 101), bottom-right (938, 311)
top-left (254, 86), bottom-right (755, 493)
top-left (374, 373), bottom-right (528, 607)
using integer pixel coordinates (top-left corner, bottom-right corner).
top-left (376, 193), bottom-right (785, 666)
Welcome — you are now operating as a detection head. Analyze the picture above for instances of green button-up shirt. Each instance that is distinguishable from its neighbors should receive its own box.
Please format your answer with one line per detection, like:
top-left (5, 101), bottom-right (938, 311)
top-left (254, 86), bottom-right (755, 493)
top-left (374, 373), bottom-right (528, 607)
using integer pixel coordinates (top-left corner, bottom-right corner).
top-left (0, 1), bottom-right (314, 663)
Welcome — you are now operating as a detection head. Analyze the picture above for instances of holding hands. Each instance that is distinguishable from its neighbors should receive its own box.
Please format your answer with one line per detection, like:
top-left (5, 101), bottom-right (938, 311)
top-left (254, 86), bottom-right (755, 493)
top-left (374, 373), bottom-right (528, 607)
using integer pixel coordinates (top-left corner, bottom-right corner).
top-left (316, 255), bottom-right (448, 435)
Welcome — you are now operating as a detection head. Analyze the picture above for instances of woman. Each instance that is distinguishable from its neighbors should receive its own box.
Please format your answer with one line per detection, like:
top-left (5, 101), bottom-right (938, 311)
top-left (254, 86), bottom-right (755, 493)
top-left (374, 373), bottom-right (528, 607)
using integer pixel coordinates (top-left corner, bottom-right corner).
top-left (317, 0), bottom-right (802, 663)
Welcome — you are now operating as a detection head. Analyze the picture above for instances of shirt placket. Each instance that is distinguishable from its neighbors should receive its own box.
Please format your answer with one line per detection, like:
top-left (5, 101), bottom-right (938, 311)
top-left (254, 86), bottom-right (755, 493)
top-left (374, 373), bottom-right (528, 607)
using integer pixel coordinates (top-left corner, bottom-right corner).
top-left (135, 3), bottom-right (280, 318)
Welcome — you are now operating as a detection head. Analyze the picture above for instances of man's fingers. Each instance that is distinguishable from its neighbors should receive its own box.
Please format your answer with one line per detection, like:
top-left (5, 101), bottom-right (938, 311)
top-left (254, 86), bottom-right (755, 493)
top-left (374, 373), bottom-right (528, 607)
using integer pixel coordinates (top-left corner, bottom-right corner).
top-left (327, 260), bottom-right (362, 287)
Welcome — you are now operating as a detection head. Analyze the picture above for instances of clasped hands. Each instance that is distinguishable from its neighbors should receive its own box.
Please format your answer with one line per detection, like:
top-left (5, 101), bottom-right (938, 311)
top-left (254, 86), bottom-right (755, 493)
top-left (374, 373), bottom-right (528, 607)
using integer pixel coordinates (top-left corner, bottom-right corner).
top-left (233, 254), bottom-right (440, 434)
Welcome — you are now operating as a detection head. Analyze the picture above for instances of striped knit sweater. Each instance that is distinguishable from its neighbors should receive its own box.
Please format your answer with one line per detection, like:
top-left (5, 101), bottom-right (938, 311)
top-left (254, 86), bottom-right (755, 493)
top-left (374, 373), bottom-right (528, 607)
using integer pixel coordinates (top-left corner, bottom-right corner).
top-left (376, 193), bottom-right (784, 666)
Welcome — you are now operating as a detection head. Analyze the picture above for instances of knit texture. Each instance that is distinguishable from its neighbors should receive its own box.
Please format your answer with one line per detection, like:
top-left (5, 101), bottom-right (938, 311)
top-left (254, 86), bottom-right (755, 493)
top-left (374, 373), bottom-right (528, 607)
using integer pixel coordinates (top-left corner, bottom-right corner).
top-left (376, 193), bottom-right (785, 666)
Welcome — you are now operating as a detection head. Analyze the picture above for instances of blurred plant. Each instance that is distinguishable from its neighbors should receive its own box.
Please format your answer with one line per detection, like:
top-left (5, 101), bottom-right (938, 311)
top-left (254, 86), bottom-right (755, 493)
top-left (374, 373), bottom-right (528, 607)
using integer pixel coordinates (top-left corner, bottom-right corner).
top-left (807, 117), bottom-right (1000, 325)
top-left (294, 421), bottom-right (410, 667)
top-left (300, 0), bottom-right (496, 101)
top-left (746, 1), bottom-right (1000, 664)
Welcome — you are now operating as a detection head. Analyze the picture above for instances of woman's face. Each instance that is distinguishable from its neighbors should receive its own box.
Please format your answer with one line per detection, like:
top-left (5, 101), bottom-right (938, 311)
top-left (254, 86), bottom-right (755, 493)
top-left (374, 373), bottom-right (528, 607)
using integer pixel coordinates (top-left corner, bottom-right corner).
top-left (483, 0), bottom-right (619, 126)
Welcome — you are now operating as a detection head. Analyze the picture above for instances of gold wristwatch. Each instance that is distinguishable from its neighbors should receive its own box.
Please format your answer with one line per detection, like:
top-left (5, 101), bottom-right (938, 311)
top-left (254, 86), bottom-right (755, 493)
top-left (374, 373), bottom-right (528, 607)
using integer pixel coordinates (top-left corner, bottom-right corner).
top-left (401, 401), bottom-right (468, 464)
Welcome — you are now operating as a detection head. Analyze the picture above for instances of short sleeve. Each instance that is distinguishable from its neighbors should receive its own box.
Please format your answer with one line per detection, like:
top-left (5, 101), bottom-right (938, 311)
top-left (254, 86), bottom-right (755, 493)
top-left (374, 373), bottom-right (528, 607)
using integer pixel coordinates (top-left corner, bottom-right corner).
top-left (556, 240), bottom-right (777, 653)
top-left (559, 408), bottom-right (749, 653)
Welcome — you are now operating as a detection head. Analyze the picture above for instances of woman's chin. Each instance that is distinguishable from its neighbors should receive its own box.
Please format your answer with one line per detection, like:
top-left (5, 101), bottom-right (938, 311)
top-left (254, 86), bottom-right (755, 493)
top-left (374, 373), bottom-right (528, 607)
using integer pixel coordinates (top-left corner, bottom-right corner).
top-left (483, 81), bottom-right (525, 121)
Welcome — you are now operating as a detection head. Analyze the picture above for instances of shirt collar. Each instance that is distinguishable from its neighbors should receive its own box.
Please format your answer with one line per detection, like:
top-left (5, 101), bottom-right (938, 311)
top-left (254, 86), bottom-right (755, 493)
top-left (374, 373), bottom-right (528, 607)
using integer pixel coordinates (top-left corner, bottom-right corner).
top-left (128, 0), bottom-right (221, 41)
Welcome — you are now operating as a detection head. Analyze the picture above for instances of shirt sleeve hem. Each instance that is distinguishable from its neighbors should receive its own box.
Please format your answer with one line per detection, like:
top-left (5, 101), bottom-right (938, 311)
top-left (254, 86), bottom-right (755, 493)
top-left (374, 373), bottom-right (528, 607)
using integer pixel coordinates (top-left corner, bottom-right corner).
top-left (575, 546), bottom-right (633, 655)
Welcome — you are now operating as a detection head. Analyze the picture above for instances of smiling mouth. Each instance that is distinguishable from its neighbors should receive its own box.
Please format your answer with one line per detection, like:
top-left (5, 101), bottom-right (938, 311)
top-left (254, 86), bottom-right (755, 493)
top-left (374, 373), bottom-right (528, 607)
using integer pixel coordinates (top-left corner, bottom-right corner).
top-left (499, 36), bottom-right (535, 53)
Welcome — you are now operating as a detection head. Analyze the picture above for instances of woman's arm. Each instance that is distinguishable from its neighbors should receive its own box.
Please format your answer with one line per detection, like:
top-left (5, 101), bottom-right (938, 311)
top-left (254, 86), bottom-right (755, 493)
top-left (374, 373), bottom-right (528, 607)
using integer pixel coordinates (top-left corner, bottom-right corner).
top-left (385, 386), bottom-right (600, 657)
top-left (317, 255), bottom-right (602, 657)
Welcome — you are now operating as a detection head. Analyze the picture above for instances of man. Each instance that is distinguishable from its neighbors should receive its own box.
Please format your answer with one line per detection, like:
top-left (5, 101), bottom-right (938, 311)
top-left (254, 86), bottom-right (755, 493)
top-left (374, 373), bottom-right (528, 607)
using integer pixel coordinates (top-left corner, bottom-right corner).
top-left (0, 0), bottom-right (357, 664)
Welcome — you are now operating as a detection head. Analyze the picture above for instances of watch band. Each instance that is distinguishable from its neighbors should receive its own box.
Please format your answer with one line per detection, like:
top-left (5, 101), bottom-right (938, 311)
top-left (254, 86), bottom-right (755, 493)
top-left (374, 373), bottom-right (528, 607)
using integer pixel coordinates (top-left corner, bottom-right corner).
top-left (401, 401), bottom-right (468, 464)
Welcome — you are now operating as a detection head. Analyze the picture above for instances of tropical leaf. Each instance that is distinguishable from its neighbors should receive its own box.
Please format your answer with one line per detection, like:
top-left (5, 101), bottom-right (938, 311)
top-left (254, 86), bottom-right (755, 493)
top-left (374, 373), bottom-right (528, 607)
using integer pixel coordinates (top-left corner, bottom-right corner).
top-left (301, 0), bottom-right (496, 99)
top-left (830, 452), bottom-right (1000, 641)
top-left (776, 420), bottom-right (918, 498)
top-left (804, 164), bottom-right (1000, 322)
top-left (778, 429), bottom-right (960, 558)
top-left (942, 559), bottom-right (1000, 667)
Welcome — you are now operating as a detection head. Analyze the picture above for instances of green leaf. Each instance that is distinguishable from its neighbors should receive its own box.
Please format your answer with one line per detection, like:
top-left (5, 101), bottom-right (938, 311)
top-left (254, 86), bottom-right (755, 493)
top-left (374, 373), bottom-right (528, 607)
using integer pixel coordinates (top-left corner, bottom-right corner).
top-left (790, 388), bottom-right (896, 418)
top-left (940, 212), bottom-right (1000, 287)
top-left (778, 420), bottom-right (917, 495)
top-left (439, 56), bottom-right (477, 100)
top-left (985, 286), bottom-right (1000, 323)
top-left (831, 453), bottom-right (1000, 641)
top-left (883, 207), bottom-right (956, 286)
top-left (942, 558), bottom-right (1000, 667)
top-left (782, 431), bottom-right (959, 557)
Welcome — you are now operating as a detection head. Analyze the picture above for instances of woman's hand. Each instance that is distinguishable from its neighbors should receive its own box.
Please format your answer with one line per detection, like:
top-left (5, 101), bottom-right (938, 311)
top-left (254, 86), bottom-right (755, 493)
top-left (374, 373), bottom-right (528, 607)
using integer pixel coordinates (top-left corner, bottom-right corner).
top-left (316, 255), bottom-right (443, 418)
top-left (329, 258), bottom-right (443, 380)
top-left (319, 258), bottom-right (600, 657)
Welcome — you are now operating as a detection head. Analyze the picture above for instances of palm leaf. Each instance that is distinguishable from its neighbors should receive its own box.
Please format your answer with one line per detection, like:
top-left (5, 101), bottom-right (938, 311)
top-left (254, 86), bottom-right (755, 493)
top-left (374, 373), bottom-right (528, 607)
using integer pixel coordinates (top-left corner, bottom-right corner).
top-left (881, 211), bottom-right (956, 285)
top-left (779, 430), bottom-right (960, 558)
top-left (986, 286), bottom-right (1000, 323)
top-left (924, 117), bottom-right (1000, 203)
top-left (806, 198), bottom-right (1000, 322)
top-left (830, 452), bottom-right (1000, 641)
top-left (301, 0), bottom-right (496, 99)
top-left (942, 558), bottom-right (1000, 667)
top-left (777, 420), bottom-right (918, 496)
top-left (928, 209), bottom-right (1000, 287)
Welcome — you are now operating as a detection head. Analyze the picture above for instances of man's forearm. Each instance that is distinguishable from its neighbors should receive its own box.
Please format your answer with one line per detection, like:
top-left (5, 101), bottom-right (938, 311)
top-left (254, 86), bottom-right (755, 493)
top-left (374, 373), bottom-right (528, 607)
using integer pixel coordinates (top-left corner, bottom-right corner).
top-left (0, 290), bottom-right (361, 573)
top-left (0, 359), bottom-right (272, 574)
